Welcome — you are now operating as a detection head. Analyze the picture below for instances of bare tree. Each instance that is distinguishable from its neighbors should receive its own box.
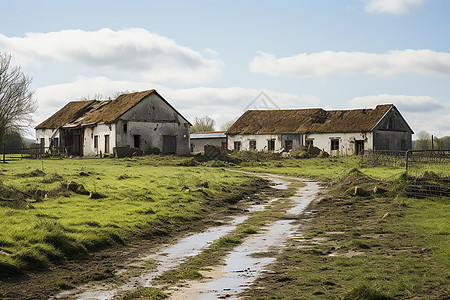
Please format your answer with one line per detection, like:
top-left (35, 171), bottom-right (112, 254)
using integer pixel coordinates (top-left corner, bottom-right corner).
top-left (220, 120), bottom-right (234, 132)
top-left (190, 116), bottom-right (215, 133)
top-left (0, 53), bottom-right (36, 142)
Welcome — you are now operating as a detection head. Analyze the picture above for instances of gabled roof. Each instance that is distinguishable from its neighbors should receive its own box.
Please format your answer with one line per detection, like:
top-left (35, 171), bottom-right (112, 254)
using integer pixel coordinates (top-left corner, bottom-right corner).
top-left (35, 100), bottom-right (97, 129)
top-left (226, 104), bottom-right (394, 135)
top-left (36, 90), bottom-right (191, 129)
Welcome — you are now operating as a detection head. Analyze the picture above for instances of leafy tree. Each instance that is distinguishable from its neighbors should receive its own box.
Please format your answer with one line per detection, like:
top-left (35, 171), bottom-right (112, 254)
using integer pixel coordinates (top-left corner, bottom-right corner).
top-left (0, 53), bottom-right (36, 143)
top-left (190, 116), bottom-right (215, 133)
top-left (3, 131), bottom-right (24, 153)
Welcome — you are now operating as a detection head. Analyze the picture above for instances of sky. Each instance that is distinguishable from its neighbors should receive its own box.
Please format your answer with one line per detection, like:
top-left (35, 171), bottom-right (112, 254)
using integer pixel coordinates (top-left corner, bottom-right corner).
top-left (1, 0), bottom-right (449, 138)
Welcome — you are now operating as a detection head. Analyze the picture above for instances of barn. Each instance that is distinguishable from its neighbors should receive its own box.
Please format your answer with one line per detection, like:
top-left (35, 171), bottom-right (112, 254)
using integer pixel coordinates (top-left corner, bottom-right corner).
top-left (35, 90), bottom-right (191, 156)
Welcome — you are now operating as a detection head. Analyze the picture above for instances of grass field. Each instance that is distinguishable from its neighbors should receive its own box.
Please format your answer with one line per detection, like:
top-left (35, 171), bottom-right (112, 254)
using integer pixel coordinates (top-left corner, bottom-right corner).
top-left (0, 153), bottom-right (448, 299)
top-left (0, 156), bottom-right (258, 277)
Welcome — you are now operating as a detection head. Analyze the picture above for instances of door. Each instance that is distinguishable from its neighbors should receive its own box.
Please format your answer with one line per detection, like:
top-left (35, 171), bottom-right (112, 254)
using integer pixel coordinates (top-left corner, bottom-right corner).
top-left (105, 135), bottom-right (110, 154)
top-left (355, 140), bottom-right (364, 155)
top-left (163, 135), bottom-right (177, 154)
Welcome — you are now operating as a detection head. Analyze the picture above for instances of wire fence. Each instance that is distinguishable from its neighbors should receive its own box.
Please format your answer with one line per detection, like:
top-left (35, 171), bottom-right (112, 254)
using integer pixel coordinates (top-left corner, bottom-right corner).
top-left (360, 149), bottom-right (449, 198)
top-left (405, 150), bottom-right (450, 198)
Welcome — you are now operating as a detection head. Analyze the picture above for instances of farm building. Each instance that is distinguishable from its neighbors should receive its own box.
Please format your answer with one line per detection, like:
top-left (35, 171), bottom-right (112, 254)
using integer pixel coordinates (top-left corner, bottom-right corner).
top-left (190, 131), bottom-right (227, 153)
top-left (226, 104), bottom-right (413, 156)
top-left (35, 90), bottom-right (191, 156)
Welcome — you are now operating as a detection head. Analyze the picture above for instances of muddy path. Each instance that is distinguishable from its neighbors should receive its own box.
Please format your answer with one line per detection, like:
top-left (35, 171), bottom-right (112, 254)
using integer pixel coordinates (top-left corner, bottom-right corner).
top-left (50, 172), bottom-right (322, 299)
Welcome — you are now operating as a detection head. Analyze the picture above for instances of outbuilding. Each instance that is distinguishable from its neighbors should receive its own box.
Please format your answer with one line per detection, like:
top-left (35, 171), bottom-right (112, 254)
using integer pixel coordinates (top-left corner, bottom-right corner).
top-left (35, 90), bottom-right (191, 156)
top-left (226, 104), bottom-right (413, 155)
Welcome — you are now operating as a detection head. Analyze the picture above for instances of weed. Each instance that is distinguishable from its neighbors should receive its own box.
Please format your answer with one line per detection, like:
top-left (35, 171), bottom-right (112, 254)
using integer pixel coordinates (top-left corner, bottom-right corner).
top-left (56, 281), bottom-right (75, 290)
top-left (344, 284), bottom-right (393, 300)
top-left (121, 287), bottom-right (167, 300)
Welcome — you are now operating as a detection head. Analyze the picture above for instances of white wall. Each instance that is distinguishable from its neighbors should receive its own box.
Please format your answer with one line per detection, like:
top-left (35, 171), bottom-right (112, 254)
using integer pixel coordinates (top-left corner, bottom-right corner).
top-left (35, 129), bottom-right (59, 147)
top-left (191, 138), bottom-right (226, 152)
top-left (83, 123), bottom-right (116, 156)
top-left (227, 134), bottom-right (282, 151)
top-left (306, 132), bottom-right (373, 156)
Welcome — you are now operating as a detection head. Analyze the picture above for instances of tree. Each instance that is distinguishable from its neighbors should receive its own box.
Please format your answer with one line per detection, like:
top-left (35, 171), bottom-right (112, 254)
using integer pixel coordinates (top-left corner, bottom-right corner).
top-left (414, 130), bottom-right (431, 150)
top-left (0, 53), bottom-right (36, 143)
top-left (220, 120), bottom-right (234, 132)
top-left (190, 116), bottom-right (215, 133)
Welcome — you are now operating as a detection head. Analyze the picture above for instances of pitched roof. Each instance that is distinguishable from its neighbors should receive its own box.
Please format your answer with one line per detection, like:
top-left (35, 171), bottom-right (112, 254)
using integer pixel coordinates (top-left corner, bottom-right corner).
top-left (67, 90), bottom-right (155, 126)
top-left (226, 104), bottom-right (393, 135)
top-left (36, 89), bottom-right (191, 129)
top-left (35, 100), bottom-right (97, 129)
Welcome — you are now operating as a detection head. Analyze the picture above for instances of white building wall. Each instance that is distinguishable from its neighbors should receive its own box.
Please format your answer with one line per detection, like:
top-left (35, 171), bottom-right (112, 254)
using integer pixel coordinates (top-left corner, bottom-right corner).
top-left (35, 129), bottom-right (59, 147)
top-left (191, 138), bottom-right (226, 153)
top-left (306, 132), bottom-right (373, 156)
top-left (83, 124), bottom-right (116, 156)
top-left (227, 134), bottom-right (282, 151)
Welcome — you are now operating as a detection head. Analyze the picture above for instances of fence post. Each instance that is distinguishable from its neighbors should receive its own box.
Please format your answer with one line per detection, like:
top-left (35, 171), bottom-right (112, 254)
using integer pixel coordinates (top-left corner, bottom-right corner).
top-left (405, 149), bottom-right (411, 177)
top-left (2, 144), bottom-right (5, 163)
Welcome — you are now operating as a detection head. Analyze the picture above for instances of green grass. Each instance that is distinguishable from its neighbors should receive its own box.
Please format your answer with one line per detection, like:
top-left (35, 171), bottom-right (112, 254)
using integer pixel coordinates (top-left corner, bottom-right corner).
top-left (232, 155), bottom-right (405, 181)
top-left (0, 156), bottom-right (257, 276)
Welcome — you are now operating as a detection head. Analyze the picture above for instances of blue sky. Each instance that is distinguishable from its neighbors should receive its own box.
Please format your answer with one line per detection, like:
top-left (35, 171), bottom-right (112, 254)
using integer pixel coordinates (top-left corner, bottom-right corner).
top-left (1, 0), bottom-right (449, 137)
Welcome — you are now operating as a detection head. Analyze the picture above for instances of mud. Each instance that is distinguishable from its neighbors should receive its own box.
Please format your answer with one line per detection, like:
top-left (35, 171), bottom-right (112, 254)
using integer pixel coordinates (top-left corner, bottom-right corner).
top-left (52, 174), bottom-right (302, 300)
top-left (167, 179), bottom-right (320, 299)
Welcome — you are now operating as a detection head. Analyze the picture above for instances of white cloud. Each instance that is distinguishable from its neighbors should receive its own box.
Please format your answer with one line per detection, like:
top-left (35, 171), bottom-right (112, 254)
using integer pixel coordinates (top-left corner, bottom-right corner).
top-left (0, 28), bottom-right (223, 84)
top-left (365, 0), bottom-right (424, 15)
top-left (249, 49), bottom-right (450, 78)
top-left (348, 94), bottom-right (444, 112)
top-left (33, 77), bottom-right (321, 131)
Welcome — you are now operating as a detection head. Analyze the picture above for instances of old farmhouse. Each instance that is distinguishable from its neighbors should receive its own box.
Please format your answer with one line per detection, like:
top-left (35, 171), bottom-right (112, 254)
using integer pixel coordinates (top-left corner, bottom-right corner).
top-left (35, 90), bottom-right (191, 156)
top-left (226, 104), bottom-right (413, 156)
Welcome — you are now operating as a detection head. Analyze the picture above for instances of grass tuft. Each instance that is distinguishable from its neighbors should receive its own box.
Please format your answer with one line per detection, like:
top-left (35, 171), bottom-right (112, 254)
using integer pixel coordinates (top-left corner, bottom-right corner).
top-left (344, 284), bottom-right (393, 300)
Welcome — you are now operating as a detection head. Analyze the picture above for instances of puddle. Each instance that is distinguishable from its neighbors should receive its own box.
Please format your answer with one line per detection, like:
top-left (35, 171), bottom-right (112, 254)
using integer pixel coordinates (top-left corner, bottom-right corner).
top-left (53, 175), bottom-right (302, 300)
top-left (168, 180), bottom-right (321, 299)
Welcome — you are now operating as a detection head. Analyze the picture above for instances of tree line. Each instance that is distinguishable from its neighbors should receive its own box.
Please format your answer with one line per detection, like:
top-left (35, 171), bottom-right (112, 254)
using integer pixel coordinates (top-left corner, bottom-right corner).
top-left (414, 130), bottom-right (450, 150)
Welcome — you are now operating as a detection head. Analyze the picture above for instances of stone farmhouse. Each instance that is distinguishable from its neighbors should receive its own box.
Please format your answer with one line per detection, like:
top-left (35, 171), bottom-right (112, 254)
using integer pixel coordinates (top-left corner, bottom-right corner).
top-left (35, 90), bottom-right (191, 156)
top-left (226, 104), bottom-right (413, 156)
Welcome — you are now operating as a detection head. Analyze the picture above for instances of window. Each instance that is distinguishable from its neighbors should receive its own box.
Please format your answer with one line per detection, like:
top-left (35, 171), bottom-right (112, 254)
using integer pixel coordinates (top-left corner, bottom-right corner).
top-left (94, 135), bottom-right (98, 149)
top-left (249, 140), bottom-right (257, 151)
top-left (134, 135), bottom-right (141, 148)
top-left (306, 139), bottom-right (314, 147)
top-left (268, 139), bottom-right (275, 151)
top-left (234, 141), bottom-right (241, 151)
top-left (40, 138), bottom-right (45, 148)
top-left (123, 122), bottom-right (128, 133)
top-left (331, 139), bottom-right (339, 151)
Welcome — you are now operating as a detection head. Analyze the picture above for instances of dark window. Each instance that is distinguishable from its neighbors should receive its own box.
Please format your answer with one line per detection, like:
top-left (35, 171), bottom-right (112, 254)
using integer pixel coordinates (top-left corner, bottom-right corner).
top-left (123, 122), bottom-right (128, 133)
top-left (234, 141), bottom-right (241, 151)
top-left (249, 140), bottom-right (256, 151)
top-left (331, 139), bottom-right (339, 151)
top-left (285, 140), bottom-right (293, 151)
top-left (134, 135), bottom-right (140, 148)
top-left (40, 138), bottom-right (45, 148)
top-left (94, 135), bottom-right (98, 148)
top-left (307, 139), bottom-right (314, 147)
top-left (268, 139), bottom-right (275, 151)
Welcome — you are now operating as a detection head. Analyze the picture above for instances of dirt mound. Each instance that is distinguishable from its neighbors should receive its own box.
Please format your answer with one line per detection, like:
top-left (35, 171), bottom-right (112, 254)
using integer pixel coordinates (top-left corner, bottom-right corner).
top-left (331, 168), bottom-right (389, 198)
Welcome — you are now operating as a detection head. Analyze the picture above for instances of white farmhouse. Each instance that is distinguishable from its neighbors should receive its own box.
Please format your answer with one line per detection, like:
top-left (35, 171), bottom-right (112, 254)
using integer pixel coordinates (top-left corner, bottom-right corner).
top-left (35, 90), bottom-right (191, 156)
top-left (226, 104), bottom-right (413, 156)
